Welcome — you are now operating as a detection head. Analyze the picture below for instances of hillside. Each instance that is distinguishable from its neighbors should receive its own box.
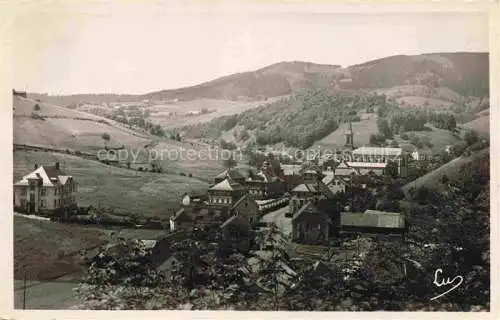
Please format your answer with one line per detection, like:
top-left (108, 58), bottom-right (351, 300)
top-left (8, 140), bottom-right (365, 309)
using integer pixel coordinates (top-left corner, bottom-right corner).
top-left (462, 115), bottom-right (490, 135)
top-left (13, 96), bottom-right (152, 152)
top-left (347, 52), bottom-right (489, 97)
top-left (182, 88), bottom-right (376, 149)
top-left (28, 52), bottom-right (488, 105)
top-left (402, 147), bottom-right (489, 195)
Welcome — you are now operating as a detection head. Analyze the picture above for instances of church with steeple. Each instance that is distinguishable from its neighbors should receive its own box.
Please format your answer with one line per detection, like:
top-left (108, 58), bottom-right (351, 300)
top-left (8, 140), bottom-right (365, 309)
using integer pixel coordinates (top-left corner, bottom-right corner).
top-left (344, 120), bottom-right (355, 150)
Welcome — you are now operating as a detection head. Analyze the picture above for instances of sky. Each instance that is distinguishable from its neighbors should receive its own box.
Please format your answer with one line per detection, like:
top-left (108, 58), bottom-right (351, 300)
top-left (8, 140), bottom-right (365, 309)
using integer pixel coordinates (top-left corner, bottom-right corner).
top-left (9, 2), bottom-right (489, 95)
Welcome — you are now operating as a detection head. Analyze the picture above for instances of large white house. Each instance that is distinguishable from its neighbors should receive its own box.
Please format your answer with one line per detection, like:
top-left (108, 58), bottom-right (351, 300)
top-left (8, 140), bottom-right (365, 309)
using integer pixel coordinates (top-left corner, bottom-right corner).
top-left (13, 163), bottom-right (78, 216)
top-left (350, 147), bottom-right (408, 177)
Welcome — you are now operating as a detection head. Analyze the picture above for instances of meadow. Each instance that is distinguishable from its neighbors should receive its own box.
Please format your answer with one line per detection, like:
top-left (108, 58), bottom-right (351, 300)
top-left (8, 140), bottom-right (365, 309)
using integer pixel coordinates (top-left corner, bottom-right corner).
top-left (14, 150), bottom-right (210, 217)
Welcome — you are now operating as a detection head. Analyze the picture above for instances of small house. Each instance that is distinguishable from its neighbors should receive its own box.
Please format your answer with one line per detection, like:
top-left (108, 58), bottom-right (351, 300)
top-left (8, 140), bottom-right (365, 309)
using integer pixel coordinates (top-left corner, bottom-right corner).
top-left (231, 194), bottom-right (259, 224)
top-left (292, 200), bottom-right (336, 246)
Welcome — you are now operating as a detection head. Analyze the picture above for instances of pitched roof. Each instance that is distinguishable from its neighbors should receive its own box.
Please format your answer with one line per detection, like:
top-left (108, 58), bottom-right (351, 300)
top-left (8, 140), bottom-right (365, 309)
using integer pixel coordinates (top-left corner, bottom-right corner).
top-left (14, 165), bottom-right (69, 186)
top-left (215, 168), bottom-right (245, 181)
top-left (231, 194), bottom-right (256, 210)
top-left (352, 147), bottom-right (403, 157)
top-left (220, 215), bottom-right (249, 229)
top-left (334, 162), bottom-right (360, 176)
top-left (322, 173), bottom-right (335, 185)
top-left (292, 201), bottom-right (333, 224)
top-left (171, 208), bottom-right (192, 222)
top-left (341, 211), bottom-right (405, 229)
top-left (209, 178), bottom-right (245, 191)
top-left (291, 181), bottom-right (333, 198)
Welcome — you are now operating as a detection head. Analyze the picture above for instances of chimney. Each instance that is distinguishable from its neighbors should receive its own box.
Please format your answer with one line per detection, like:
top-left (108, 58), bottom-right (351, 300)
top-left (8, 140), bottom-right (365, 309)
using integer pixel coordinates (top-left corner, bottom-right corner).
top-left (55, 162), bottom-right (60, 170)
top-left (34, 163), bottom-right (38, 170)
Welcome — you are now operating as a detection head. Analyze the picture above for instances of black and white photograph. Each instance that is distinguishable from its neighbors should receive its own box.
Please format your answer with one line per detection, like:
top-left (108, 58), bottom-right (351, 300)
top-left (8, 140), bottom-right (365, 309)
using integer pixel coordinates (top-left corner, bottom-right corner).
top-left (3, 0), bottom-right (497, 314)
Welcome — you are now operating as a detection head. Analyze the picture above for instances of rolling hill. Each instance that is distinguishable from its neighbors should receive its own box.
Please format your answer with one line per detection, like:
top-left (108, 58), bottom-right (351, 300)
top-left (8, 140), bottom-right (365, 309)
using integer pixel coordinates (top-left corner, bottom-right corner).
top-left (29, 52), bottom-right (488, 104)
top-left (13, 95), bottom-right (152, 152)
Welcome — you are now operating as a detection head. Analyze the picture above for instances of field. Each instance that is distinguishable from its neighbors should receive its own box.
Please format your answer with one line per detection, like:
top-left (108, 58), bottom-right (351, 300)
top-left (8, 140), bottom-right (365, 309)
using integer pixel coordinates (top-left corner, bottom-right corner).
top-left (397, 125), bottom-right (462, 152)
top-left (147, 98), bottom-right (276, 128)
top-left (14, 96), bottom-right (152, 152)
top-left (14, 151), bottom-right (210, 217)
top-left (396, 96), bottom-right (454, 109)
top-left (371, 85), bottom-right (464, 103)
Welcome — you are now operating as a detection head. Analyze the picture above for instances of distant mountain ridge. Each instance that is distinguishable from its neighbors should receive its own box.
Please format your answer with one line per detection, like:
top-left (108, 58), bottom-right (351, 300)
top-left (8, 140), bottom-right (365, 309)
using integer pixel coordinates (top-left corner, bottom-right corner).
top-left (27, 52), bottom-right (488, 106)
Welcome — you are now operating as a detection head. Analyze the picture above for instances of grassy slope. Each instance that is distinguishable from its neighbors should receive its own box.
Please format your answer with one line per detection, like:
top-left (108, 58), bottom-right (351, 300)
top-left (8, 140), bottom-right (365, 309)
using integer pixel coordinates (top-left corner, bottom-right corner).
top-left (147, 98), bottom-right (277, 128)
top-left (462, 115), bottom-right (490, 135)
top-left (399, 125), bottom-right (462, 152)
top-left (14, 215), bottom-right (108, 280)
top-left (402, 148), bottom-right (489, 195)
top-left (14, 216), bottom-right (167, 282)
top-left (14, 96), bottom-right (151, 152)
top-left (14, 151), bottom-right (209, 217)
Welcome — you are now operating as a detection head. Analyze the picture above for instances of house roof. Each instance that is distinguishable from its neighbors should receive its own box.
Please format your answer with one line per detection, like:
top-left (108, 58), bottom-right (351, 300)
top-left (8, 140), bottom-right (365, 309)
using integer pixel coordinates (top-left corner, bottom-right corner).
top-left (171, 208), bottom-right (192, 222)
top-left (209, 178), bottom-right (245, 191)
top-left (215, 168), bottom-right (245, 181)
top-left (352, 147), bottom-right (403, 157)
top-left (346, 162), bottom-right (388, 169)
top-left (292, 201), bottom-right (333, 224)
top-left (14, 165), bottom-right (70, 187)
top-left (231, 194), bottom-right (256, 210)
top-left (341, 211), bottom-right (405, 229)
top-left (220, 215), bottom-right (249, 229)
top-left (322, 173), bottom-right (335, 185)
top-left (291, 181), bottom-right (333, 198)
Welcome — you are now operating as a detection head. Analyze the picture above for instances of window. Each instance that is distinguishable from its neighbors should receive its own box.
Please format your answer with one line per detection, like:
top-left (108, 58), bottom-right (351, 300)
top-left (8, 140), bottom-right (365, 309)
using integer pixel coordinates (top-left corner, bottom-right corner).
top-left (41, 188), bottom-right (47, 196)
top-left (21, 200), bottom-right (26, 208)
top-left (54, 188), bottom-right (58, 196)
top-left (40, 200), bottom-right (45, 208)
top-left (54, 199), bottom-right (57, 207)
top-left (21, 188), bottom-right (27, 196)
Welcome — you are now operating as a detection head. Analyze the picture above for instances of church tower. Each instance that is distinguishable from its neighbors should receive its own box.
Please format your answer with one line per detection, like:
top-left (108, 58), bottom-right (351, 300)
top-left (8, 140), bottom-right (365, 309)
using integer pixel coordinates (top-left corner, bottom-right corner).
top-left (344, 120), bottom-right (354, 150)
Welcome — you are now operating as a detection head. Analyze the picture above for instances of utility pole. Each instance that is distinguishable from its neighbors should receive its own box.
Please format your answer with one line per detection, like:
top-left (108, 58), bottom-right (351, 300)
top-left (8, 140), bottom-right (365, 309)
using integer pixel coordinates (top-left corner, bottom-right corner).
top-left (23, 269), bottom-right (27, 309)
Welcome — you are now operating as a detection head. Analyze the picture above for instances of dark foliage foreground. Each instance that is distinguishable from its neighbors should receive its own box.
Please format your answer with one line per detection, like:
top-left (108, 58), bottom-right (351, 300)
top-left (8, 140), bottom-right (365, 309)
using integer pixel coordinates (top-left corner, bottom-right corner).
top-left (75, 155), bottom-right (489, 311)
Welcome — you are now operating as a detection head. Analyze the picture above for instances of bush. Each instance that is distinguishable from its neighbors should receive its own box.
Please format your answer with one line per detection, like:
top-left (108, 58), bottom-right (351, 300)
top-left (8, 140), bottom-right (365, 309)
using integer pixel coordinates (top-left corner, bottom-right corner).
top-left (180, 172), bottom-right (186, 176)
top-left (400, 133), bottom-right (409, 140)
top-left (33, 103), bottom-right (41, 111)
top-left (188, 173), bottom-right (193, 178)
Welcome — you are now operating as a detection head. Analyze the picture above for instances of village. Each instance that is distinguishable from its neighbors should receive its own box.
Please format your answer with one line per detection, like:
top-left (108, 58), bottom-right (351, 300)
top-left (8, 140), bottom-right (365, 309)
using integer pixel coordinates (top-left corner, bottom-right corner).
top-left (13, 120), bottom-right (413, 287)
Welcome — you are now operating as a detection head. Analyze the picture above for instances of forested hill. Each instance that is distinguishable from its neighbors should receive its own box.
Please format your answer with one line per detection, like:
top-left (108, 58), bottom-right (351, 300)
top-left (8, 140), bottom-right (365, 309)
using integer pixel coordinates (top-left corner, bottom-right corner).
top-left (28, 52), bottom-right (488, 105)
